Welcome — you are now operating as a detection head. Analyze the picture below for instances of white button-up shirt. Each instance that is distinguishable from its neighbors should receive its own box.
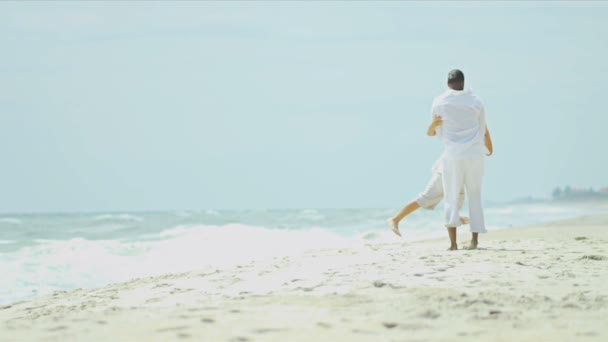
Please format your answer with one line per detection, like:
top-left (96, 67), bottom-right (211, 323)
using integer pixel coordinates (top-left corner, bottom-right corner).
top-left (432, 88), bottom-right (487, 159)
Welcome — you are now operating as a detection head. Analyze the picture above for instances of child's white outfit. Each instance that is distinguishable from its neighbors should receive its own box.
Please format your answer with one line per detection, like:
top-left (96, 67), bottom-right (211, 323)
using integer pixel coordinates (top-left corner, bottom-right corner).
top-left (415, 157), bottom-right (465, 210)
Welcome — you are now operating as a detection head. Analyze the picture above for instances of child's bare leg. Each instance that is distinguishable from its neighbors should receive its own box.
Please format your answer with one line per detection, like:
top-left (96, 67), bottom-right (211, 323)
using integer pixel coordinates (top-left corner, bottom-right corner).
top-left (388, 200), bottom-right (420, 237)
top-left (393, 200), bottom-right (420, 223)
top-left (447, 227), bottom-right (457, 250)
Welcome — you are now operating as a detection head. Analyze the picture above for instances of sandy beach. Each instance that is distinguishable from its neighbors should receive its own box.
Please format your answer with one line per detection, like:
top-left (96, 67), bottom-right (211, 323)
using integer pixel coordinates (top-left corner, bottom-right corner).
top-left (2, 214), bottom-right (607, 342)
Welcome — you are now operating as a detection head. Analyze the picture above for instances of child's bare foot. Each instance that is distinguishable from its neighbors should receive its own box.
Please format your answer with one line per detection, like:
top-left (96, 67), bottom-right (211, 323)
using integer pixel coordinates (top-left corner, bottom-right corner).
top-left (460, 216), bottom-right (470, 225)
top-left (463, 241), bottom-right (478, 250)
top-left (387, 218), bottom-right (401, 237)
top-left (447, 244), bottom-right (458, 251)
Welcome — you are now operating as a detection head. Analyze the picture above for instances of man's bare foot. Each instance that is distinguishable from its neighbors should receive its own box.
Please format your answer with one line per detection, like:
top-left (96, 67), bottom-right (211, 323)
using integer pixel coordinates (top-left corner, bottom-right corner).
top-left (463, 241), bottom-right (478, 250)
top-left (460, 216), bottom-right (470, 225)
top-left (447, 245), bottom-right (458, 251)
top-left (387, 218), bottom-right (401, 237)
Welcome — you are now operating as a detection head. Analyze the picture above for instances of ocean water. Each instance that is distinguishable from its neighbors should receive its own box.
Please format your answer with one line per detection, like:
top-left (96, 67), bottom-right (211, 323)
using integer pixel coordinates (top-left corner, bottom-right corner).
top-left (0, 203), bottom-right (599, 305)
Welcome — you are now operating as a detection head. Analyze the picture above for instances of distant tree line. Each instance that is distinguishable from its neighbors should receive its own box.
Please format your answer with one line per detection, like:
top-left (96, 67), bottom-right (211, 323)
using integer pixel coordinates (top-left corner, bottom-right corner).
top-left (552, 186), bottom-right (608, 200)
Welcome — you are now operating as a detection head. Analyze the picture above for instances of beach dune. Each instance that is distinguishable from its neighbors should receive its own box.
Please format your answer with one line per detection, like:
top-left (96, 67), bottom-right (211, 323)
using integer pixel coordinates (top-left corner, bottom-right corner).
top-left (2, 215), bottom-right (608, 341)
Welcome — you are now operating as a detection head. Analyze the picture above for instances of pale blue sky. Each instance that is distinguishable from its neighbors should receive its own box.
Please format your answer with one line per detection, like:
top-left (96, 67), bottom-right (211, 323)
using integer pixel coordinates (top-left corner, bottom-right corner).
top-left (1, 1), bottom-right (607, 213)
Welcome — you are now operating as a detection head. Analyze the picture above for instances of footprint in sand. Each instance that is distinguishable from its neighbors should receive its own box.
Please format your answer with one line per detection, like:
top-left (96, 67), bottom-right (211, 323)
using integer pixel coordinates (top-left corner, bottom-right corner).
top-left (230, 337), bottom-right (249, 342)
top-left (352, 329), bottom-right (374, 334)
top-left (253, 328), bottom-right (288, 334)
top-left (198, 306), bottom-right (219, 311)
top-left (382, 322), bottom-right (398, 329)
top-left (581, 255), bottom-right (607, 261)
top-left (24, 304), bottom-right (47, 311)
top-left (47, 326), bottom-right (68, 331)
top-left (560, 271), bottom-right (576, 278)
top-left (419, 310), bottom-right (440, 319)
top-left (201, 318), bottom-right (215, 323)
top-left (170, 288), bottom-right (195, 295)
top-left (156, 326), bottom-right (188, 332)
top-left (373, 280), bottom-right (386, 288)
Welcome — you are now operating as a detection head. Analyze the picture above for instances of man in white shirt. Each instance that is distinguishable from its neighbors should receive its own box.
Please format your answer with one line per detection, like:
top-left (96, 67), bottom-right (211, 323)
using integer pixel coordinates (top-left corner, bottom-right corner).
top-left (430, 69), bottom-right (493, 250)
top-left (386, 111), bottom-right (493, 239)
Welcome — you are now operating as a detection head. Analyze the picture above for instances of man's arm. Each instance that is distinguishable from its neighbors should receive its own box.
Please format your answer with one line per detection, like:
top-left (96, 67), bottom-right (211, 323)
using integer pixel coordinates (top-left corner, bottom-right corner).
top-left (477, 101), bottom-right (492, 155)
top-left (485, 127), bottom-right (493, 156)
top-left (427, 115), bottom-right (442, 136)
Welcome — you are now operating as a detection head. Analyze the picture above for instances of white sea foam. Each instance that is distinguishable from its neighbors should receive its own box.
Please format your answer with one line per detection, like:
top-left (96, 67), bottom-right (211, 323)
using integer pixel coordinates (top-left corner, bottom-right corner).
top-left (150, 223), bottom-right (362, 263)
top-left (0, 224), bottom-right (366, 305)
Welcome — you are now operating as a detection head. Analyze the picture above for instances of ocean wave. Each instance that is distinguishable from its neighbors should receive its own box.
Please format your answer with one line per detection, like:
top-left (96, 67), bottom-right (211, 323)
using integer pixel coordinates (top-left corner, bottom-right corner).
top-left (156, 225), bottom-right (191, 238)
top-left (487, 207), bottom-right (514, 214)
top-left (522, 205), bottom-right (582, 214)
top-left (93, 214), bottom-right (143, 222)
top-left (0, 218), bottom-right (23, 225)
top-left (174, 210), bottom-right (194, 217)
top-left (297, 209), bottom-right (325, 221)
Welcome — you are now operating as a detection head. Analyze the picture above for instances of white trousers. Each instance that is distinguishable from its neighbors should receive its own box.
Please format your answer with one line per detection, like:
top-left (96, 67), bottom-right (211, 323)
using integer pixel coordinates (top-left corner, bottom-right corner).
top-left (441, 157), bottom-right (487, 233)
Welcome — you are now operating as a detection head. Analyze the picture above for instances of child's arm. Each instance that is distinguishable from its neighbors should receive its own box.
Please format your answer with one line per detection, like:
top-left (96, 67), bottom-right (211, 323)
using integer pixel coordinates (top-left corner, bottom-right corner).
top-left (427, 115), bottom-right (442, 136)
top-left (485, 127), bottom-right (493, 156)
